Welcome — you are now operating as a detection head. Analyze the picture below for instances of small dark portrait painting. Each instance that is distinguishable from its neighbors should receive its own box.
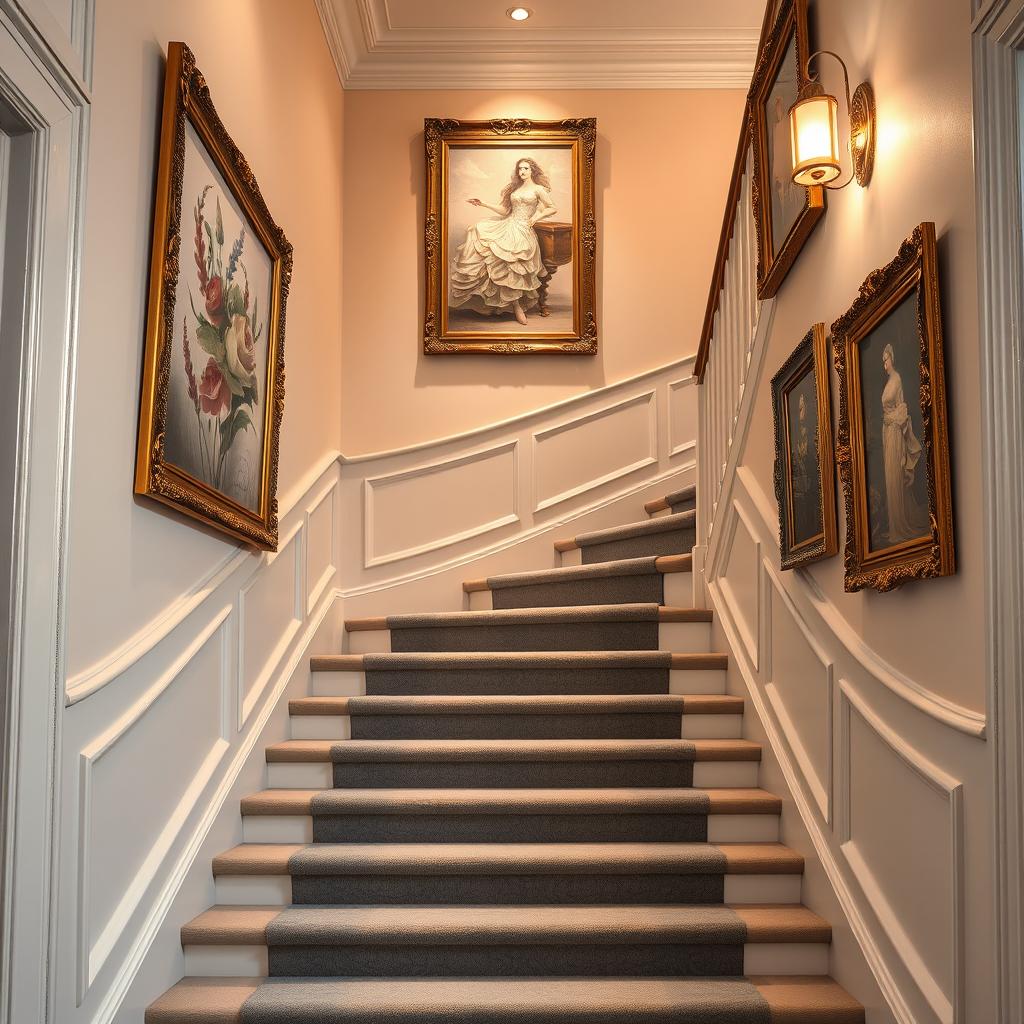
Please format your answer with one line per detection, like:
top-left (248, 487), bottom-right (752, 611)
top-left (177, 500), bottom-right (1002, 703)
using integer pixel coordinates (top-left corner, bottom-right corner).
top-left (771, 323), bottom-right (838, 570)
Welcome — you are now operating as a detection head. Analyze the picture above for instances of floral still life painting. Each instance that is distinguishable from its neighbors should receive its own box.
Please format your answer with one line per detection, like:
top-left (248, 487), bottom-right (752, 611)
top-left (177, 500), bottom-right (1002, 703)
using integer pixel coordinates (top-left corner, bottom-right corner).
top-left (423, 118), bottom-right (597, 355)
top-left (135, 42), bottom-right (292, 550)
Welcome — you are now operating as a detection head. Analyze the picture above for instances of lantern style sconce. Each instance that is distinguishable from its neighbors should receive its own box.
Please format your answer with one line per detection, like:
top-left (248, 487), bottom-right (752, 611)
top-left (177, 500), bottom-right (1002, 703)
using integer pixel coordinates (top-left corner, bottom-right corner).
top-left (789, 50), bottom-right (875, 188)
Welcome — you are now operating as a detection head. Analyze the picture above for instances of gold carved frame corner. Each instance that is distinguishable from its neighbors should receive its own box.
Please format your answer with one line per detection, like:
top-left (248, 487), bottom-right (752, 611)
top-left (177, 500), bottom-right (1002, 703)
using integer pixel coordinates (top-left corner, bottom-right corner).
top-left (423, 117), bottom-right (598, 355)
top-left (831, 222), bottom-right (956, 592)
top-left (134, 42), bottom-right (293, 550)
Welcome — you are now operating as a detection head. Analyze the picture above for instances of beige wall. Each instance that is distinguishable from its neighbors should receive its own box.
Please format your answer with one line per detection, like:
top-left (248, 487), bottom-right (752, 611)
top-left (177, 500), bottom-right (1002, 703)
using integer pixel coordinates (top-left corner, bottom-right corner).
top-left (66, 0), bottom-right (344, 675)
top-left (740, 0), bottom-right (984, 707)
top-left (340, 89), bottom-right (745, 453)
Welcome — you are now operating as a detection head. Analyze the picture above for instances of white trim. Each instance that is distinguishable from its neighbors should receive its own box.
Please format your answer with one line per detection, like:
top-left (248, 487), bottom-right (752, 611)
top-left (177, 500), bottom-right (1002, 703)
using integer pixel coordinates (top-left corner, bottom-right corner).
top-left (315, 0), bottom-right (758, 90)
top-left (75, 607), bottom-right (232, 1002)
top-left (305, 478), bottom-right (338, 616)
top-left (837, 679), bottom-right (966, 1024)
top-left (735, 465), bottom-right (987, 738)
top-left (973, 2), bottom-right (1024, 1017)
top-left (362, 440), bottom-right (520, 568)
top-left (531, 390), bottom-right (658, 513)
top-left (668, 376), bottom-right (698, 458)
top-left (339, 356), bottom-right (694, 465)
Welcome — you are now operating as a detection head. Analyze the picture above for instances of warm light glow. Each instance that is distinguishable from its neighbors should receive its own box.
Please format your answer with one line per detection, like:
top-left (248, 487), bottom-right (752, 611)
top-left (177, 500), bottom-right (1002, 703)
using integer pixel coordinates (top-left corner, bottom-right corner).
top-left (507, 7), bottom-right (532, 20)
top-left (789, 93), bottom-right (842, 186)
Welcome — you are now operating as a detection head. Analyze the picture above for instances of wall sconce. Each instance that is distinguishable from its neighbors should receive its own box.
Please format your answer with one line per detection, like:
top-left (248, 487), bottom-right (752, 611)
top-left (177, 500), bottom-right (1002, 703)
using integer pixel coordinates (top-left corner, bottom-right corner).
top-left (789, 50), bottom-right (875, 188)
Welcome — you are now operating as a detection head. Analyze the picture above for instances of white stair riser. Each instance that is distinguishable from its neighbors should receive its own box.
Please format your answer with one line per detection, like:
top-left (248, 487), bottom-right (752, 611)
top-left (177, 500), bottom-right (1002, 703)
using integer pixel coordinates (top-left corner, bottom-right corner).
top-left (180, 941), bottom-right (829, 980)
top-left (289, 712), bottom-right (740, 742)
top-left (559, 548), bottom-right (583, 567)
top-left (313, 668), bottom-right (727, 697)
top-left (347, 621), bottom-right (711, 656)
top-left (468, 590), bottom-right (492, 611)
top-left (267, 760), bottom-right (758, 790)
top-left (214, 872), bottom-right (801, 908)
top-left (242, 812), bottom-right (781, 845)
top-left (662, 572), bottom-right (693, 606)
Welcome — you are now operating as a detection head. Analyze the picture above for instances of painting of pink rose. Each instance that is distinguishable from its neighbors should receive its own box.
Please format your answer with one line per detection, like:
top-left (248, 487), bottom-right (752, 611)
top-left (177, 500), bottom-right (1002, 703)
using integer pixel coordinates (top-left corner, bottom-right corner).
top-left (162, 122), bottom-right (274, 513)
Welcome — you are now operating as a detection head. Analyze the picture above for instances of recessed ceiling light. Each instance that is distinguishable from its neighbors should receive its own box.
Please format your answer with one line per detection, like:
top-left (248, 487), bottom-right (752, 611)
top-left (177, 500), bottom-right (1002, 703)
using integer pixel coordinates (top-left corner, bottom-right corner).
top-left (507, 7), bottom-right (532, 21)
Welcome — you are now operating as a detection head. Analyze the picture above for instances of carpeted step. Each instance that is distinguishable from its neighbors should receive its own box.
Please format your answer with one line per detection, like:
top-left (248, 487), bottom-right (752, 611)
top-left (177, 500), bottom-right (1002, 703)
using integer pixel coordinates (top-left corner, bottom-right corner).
top-left (240, 787), bottom-right (781, 844)
top-left (180, 904), bottom-right (830, 979)
top-left (343, 604), bottom-right (713, 655)
top-left (287, 693), bottom-right (742, 742)
top-left (463, 554), bottom-right (692, 610)
top-left (310, 651), bottom-right (728, 698)
top-left (555, 510), bottom-right (696, 565)
top-left (645, 484), bottom-right (697, 517)
top-left (265, 738), bottom-right (761, 790)
top-left (212, 841), bottom-right (804, 907)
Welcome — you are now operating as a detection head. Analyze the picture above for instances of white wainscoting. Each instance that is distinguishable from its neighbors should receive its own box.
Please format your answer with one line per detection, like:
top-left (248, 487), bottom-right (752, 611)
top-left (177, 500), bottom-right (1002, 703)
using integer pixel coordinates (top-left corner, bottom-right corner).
top-left (705, 463), bottom-right (988, 1024)
top-left (56, 456), bottom-right (344, 1024)
top-left (337, 357), bottom-right (699, 614)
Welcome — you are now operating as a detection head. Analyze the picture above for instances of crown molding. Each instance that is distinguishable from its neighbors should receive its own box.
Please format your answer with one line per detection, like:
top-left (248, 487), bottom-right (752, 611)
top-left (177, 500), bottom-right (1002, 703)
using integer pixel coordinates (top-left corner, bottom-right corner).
top-left (316, 0), bottom-right (758, 90)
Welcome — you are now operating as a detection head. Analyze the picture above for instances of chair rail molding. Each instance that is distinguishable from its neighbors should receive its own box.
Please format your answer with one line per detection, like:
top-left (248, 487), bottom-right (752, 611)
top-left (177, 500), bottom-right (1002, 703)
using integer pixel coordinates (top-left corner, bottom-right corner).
top-left (0, 4), bottom-right (93, 1023)
top-left (972, 0), bottom-right (1024, 1018)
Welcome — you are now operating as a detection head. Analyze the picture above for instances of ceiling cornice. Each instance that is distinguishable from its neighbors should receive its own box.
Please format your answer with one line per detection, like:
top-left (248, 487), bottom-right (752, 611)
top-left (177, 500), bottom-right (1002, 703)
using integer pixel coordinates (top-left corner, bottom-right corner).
top-left (316, 0), bottom-right (759, 90)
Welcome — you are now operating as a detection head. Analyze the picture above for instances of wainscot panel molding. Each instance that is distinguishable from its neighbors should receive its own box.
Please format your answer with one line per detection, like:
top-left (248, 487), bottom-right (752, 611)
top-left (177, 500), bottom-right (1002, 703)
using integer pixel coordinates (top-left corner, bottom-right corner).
top-left (55, 457), bottom-right (344, 1024)
top-left (705, 459), bottom-right (989, 1024)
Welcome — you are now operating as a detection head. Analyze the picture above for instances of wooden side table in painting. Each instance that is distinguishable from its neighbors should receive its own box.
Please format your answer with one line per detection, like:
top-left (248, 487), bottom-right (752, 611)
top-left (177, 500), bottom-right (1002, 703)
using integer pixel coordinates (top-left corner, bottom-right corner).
top-left (534, 222), bottom-right (574, 317)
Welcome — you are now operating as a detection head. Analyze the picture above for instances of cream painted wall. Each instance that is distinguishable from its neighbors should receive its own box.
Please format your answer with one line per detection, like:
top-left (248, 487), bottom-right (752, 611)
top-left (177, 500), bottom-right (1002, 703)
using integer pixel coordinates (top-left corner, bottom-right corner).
top-left (66, 0), bottom-right (344, 676)
top-left (740, 0), bottom-right (985, 708)
top-left (340, 89), bottom-right (745, 453)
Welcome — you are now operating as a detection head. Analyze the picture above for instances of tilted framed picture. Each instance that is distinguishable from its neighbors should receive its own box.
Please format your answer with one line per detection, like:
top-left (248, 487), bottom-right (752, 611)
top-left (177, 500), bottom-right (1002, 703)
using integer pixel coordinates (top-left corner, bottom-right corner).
top-left (135, 42), bottom-right (292, 550)
top-left (831, 222), bottom-right (955, 592)
top-left (748, 0), bottom-right (825, 299)
top-left (423, 117), bottom-right (597, 355)
top-left (771, 323), bottom-right (838, 571)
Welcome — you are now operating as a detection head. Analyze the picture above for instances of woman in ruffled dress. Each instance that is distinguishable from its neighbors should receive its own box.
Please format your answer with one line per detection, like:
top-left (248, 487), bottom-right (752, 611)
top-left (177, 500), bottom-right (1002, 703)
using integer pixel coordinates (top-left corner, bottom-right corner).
top-left (450, 157), bottom-right (557, 325)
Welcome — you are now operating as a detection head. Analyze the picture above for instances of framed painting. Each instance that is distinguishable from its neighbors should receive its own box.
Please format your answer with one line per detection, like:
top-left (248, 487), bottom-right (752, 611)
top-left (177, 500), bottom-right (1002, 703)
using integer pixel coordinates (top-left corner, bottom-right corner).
top-left (135, 42), bottom-right (292, 550)
top-left (771, 323), bottom-right (838, 570)
top-left (748, 0), bottom-right (825, 299)
top-left (423, 117), bottom-right (597, 355)
top-left (832, 222), bottom-right (955, 592)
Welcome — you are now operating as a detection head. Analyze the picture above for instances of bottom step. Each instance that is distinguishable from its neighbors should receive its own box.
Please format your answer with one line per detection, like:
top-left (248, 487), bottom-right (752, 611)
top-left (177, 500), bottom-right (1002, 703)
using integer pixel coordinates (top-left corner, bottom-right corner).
top-left (147, 975), bottom-right (863, 1023)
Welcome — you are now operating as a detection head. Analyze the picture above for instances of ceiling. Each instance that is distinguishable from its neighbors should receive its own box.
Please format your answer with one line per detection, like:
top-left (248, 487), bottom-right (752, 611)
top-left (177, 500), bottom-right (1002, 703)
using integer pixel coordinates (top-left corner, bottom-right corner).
top-left (315, 0), bottom-right (765, 89)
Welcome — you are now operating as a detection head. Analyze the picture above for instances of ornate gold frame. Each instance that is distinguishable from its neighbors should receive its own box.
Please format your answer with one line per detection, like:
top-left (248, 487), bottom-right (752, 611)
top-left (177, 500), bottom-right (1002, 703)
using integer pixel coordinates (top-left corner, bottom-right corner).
top-left (748, 0), bottom-right (825, 299)
top-left (771, 323), bottom-right (838, 570)
top-left (423, 118), bottom-right (597, 355)
top-left (831, 222), bottom-right (955, 592)
top-left (134, 42), bottom-right (292, 550)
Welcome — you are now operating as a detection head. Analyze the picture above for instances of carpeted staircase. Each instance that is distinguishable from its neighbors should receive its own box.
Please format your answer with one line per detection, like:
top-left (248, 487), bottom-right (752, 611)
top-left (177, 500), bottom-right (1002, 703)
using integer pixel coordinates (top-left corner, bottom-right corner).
top-left (146, 484), bottom-right (864, 1023)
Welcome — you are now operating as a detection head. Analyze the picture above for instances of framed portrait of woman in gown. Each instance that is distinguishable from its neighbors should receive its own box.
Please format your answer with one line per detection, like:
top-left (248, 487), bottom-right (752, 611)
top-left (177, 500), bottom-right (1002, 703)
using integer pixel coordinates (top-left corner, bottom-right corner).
top-left (423, 118), bottom-right (597, 355)
top-left (831, 222), bottom-right (955, 592)
top-left (771, 324), bottom-right (838, 571)
top-left (748, 0), bottom-right (825, 299)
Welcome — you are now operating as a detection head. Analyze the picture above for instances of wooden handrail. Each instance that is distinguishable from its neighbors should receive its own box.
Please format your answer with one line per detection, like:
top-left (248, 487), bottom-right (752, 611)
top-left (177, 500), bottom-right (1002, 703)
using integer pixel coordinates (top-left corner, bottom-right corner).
top-left (692, 110), bottom-right (752, 385)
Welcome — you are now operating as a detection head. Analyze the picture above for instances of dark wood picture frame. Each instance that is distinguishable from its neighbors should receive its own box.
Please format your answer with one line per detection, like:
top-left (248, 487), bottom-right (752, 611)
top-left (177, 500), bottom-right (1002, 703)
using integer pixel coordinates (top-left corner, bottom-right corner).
top-left (771, 323), bottom-right (838, 570)
top-left (748, 0), bottom-right (825, 299)
top-left (134, 42), bottom-right (292, 550)
top-left (423, 117), bottom-right (597, 355)
top-left (831, 222), bottom-right (955, 592)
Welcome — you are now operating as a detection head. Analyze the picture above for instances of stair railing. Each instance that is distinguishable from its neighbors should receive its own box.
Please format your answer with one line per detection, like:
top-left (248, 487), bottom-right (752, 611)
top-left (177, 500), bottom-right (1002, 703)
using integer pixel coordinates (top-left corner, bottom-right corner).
top-left (692, 111), bottom-right (759, 557)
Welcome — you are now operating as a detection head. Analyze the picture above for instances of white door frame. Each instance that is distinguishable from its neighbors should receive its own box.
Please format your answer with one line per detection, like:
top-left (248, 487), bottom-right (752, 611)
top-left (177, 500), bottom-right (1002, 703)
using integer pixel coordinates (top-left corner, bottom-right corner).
top-left (0, 5), bottom-right (90, 1023)
top-left (973, 1), bottom-right (1024, 1020)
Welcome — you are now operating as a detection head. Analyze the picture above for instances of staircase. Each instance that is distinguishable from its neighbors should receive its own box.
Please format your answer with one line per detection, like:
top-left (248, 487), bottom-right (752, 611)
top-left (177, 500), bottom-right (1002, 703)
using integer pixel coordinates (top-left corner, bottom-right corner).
top-left (146, 484), bottom-right (864, 1023)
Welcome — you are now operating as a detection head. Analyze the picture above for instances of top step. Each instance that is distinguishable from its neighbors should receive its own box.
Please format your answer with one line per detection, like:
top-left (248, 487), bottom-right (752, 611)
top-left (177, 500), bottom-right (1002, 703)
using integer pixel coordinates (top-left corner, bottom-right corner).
top-left (645, 484), bottom-right (697, 517)
top-left (556, 510), bottom-right (696, 565)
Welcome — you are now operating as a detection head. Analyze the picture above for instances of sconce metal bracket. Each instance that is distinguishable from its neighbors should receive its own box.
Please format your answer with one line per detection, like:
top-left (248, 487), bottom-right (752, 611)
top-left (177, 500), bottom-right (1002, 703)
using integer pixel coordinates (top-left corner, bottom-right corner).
top-left (850, 81), bottom-right (875, 186)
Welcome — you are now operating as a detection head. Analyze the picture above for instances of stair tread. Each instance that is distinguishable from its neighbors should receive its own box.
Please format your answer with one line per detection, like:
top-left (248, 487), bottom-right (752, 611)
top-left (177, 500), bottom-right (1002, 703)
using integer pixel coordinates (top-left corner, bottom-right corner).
top-left (465, 554), bottom-right (692, 593)
top-left (311, 651), bottom-right (727, 671)
top-left (345, 604), bottom-right (712, 632)
top-left (558, 510), bottom-right (696, 551)
top-left (290, 694), bottom-right (743, 716)
top-left (241, 787), bottom-right (782, 816)
top-left (266, 738), bottom-right (761, 763)
top-left (182, 903), bottom-right (830, 946)
top-left (212, 842), bottom-right (804, 876)
top-left (645, 484), bottom-right (697, 515)
top-left (147, 975), bottom-right (861, 1023)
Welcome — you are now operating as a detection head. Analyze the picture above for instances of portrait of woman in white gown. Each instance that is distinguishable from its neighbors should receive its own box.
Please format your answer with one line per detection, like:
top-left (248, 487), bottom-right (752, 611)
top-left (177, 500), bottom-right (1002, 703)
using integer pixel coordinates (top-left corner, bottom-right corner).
top-left (449, 157), bottom-right (558, 325)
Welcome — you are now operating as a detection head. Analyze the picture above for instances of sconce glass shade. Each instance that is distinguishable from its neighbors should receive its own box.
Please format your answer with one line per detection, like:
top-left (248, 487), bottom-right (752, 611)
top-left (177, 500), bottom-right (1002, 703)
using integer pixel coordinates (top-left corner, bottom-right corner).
top-left (789, 92), bottom-right (842, 186)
